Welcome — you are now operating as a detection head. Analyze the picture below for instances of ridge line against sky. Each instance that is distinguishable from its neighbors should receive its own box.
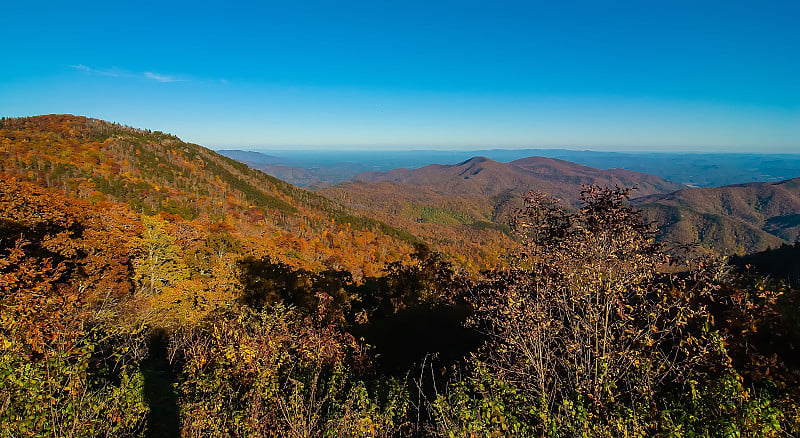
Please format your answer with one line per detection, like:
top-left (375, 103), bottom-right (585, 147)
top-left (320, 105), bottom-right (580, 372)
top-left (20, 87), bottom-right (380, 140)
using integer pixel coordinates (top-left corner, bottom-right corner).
top-left (1, 1), bottom-right (798, 152)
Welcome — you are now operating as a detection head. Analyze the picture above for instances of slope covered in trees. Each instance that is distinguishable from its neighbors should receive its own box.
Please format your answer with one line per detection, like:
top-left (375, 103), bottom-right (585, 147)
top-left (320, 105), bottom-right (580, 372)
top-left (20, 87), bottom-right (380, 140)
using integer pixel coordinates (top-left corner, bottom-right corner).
top-left (0, 114), bottom-right (427, 277)
top-left (636, 178), bottom-right (800, 255)
top-left (322, 180), bottom-right (516, 272)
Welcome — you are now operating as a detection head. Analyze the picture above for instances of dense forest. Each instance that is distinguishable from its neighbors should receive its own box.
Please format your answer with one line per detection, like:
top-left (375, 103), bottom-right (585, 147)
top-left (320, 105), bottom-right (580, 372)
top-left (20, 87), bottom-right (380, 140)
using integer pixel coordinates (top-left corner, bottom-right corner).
top-left (2, 115), bottom-right (799, 436)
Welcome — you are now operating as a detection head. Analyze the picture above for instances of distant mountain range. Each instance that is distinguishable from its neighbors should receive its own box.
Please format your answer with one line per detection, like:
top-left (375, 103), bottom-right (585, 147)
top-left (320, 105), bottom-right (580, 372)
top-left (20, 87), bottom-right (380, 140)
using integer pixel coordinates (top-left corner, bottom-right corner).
top-left (351, 156), bottom-right (683, 201)
top-left (324, 155), bottom-right (800, 255)
top-left (217, 149), bottom-right (374, 187)
top-left (216, 149), bottom-right (282, 165)
top-left (218, 148), bottom-right (800, 188)
top-left (322, 156), bottom-right (685, 259)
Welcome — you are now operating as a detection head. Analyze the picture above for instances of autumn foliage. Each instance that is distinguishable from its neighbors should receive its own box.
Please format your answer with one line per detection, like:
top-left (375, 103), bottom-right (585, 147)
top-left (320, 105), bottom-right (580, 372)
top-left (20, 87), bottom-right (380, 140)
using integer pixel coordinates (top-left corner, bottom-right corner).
top-left (2, 115), bottom-right (799, 436)
top-left (432, 187), bottom-right (800, 436)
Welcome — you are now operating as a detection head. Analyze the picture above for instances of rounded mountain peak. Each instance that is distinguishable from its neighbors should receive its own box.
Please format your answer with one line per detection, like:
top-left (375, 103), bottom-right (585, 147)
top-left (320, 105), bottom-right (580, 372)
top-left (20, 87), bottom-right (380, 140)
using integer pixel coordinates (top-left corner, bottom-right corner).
top-left (459, 156), bottom-right (492, 165)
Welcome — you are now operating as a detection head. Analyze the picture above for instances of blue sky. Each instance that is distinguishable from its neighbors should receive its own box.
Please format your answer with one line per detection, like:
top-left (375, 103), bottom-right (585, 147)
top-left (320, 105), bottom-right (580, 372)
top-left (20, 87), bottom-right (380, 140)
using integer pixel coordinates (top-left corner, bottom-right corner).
top-left (1, 1), bottom-right (798, 152)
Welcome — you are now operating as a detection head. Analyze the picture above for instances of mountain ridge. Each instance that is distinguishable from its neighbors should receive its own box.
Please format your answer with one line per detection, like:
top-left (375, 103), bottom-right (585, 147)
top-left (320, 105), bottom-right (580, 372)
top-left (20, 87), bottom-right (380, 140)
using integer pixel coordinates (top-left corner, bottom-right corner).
top-left (327, 154), bottom-right (800, 255)
top-left (321, 155), bottom-right (685, 263)
top-left (0, 114), bottom-right (422, 276)
top-left (350, 155), bottom-right (686, 201)
top-left (636, 177), bottom-right (800, 254)
top-left (220, 148), bottom-right (800, 188)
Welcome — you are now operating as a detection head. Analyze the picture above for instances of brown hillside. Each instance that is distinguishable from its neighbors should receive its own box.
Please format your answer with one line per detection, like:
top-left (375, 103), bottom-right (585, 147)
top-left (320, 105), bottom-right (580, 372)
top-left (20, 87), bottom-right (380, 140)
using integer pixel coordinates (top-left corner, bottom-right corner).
top-left (636, 178), bottom-right (800, 254)
top-left (353, 156), bottom-right (685, 202)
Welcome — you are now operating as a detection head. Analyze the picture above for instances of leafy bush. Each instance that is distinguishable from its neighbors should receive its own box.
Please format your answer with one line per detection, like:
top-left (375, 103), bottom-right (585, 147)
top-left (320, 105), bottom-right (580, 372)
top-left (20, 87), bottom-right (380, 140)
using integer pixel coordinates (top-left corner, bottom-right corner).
top-left (177, 305), bottom-right (410, 437)
top-left (0, 239), bottom-right (147, 436)
top-left (432, 187), bottom-right (800, 436)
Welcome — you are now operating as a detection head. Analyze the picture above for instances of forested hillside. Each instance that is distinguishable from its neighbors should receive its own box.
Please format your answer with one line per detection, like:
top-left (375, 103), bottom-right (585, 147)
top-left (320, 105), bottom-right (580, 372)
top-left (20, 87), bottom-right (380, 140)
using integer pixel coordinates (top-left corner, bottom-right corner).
top-left (0, 114), bottom-right (424, 277)
top-left (322, 156), bottom-right (684, 263)
top-left (2, 115), bottom-right (799, 436)
top-left (637, 178), bottom-right (800, 255)
top-left (0, 115), bottom-right (515, 272)
top-left (322, 180), bottom-right (515, 272)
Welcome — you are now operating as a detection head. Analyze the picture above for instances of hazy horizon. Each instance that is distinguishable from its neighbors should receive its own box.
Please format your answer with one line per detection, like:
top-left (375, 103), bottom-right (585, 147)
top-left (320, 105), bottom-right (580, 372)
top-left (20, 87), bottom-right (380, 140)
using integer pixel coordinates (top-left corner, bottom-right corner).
top-left (215, 146), bottom-right (800, 155)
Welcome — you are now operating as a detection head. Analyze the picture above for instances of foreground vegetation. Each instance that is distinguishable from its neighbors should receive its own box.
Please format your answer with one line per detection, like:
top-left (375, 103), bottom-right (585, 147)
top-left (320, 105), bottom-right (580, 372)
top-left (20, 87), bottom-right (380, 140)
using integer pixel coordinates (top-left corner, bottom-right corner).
top-left (2, 178), bottom-right (798, 436)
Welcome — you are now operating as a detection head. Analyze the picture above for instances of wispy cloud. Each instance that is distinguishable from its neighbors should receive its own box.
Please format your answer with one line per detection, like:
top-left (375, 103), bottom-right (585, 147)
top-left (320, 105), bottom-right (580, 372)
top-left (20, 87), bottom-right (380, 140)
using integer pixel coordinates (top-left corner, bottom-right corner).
top-left (144, 72), bottom-right (185, 83)
top-left (71, 64), bottom-right (189, 83)
top-left (70, 64), bottom-right (128, 77)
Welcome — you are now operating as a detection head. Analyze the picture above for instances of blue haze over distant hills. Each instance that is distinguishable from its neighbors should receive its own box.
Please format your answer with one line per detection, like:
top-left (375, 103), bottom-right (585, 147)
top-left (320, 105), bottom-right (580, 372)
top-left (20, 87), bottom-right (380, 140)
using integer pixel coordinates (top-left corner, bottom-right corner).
top-left (218, 149), bottom-right (800, 189)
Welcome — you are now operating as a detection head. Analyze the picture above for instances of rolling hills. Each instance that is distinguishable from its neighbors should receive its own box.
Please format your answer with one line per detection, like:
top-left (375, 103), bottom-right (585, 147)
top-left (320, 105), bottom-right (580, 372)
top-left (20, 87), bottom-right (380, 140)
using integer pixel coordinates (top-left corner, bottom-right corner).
top-left (350, 155), bottom-right (685, 201)
top-left (636, 178), bottom-right (800, 254)
top-left (218, 148), bottom-right (800, 188)
top-left (322, 156), bottom-right (684, 259)
top-left (215, 147), bottom-right (800, 257)
top-left (325, 155), bottom-right (800, 255)
top-left (6, 114), bottom-right (796, 263)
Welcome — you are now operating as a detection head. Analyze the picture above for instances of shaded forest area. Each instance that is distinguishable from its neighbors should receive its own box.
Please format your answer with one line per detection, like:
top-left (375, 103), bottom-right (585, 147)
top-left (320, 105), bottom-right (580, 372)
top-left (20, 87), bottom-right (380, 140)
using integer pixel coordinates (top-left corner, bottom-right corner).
top-left (2, 116), bottom-right (800, 436)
